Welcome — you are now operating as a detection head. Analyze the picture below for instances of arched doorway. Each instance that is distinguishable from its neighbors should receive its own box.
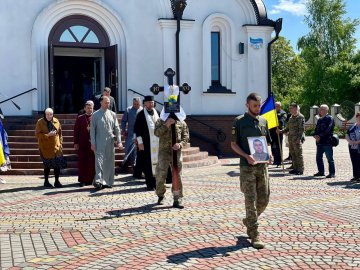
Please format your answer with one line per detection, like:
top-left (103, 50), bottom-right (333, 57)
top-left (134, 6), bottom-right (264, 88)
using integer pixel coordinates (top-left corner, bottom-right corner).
top-left (48, 15), bottom-right (118, 113)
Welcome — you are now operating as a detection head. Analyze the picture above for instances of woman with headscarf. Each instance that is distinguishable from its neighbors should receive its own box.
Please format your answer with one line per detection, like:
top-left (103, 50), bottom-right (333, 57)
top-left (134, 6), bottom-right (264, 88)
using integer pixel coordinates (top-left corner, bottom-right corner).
top-left (35, 108), bottom-right (66, 188)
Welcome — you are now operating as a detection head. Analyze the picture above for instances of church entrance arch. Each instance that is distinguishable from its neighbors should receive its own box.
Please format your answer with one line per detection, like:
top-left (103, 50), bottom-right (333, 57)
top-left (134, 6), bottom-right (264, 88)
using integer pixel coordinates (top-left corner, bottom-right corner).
top-left (49, 15), bottom-right (118, 113)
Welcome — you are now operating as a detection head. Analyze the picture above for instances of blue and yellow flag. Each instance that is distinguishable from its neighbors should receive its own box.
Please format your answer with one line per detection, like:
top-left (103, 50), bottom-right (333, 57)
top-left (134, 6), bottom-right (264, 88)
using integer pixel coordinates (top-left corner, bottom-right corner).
top-left (260, 94), bottom-right (278, 129)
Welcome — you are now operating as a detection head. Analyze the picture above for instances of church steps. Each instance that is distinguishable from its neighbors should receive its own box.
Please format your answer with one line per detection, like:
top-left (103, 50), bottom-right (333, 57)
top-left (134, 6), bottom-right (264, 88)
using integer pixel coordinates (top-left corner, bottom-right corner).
top-left (3, 114), bottom-right (219, 175)
top-left (8, 153), bottom-right (124, 162)
top-left (183, 156), bottom-right (219, 168)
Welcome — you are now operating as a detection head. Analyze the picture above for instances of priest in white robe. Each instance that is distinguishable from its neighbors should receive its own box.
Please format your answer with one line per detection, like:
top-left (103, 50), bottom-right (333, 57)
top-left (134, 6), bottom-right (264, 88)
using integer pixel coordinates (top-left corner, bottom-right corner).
top-left (90, 96), bottom-right (123, 189)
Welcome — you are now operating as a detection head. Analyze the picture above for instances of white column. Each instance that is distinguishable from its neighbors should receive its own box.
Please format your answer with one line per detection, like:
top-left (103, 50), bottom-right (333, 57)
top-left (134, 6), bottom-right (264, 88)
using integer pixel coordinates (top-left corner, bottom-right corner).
top-left (243, 25), bottom-right (273, 98)
top-left (158, 19), bottom-right (194, 114)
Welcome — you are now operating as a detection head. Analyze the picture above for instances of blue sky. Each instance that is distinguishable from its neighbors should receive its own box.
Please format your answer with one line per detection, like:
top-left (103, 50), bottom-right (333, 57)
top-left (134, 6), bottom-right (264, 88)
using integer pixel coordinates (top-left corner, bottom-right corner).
top-left (263, 0), bottom-right (360, 52)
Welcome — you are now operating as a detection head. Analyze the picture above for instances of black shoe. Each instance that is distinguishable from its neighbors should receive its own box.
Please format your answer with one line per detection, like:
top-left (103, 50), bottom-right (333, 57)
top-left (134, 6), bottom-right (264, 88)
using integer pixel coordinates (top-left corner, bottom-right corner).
top-left (103, 185), bottom-right (113, 188)
top-left (146, 186), bottom-right (155, 191)
top-left (294, 171), bottom-right (303, 175)
top-left (289, 170), bottom-right (297, 174)
top-left (79, 183), bottom-right (85, 187)
top-left (350, 177), bottom-right (359, 182)
top-left (157, 196), bottom-right (164, 205)
top-left (326, 174), bottom-right (335, 178)
top-left (54, 182), bottom-right (63, 188)
top-left (313, 172), bottom-right (325, 177)
top-left (94, 183), bottom-right (103, 190)
top-left (44, 182), bottom-right (53, 188)
top-left (173, 200), bottom-right (184, 209)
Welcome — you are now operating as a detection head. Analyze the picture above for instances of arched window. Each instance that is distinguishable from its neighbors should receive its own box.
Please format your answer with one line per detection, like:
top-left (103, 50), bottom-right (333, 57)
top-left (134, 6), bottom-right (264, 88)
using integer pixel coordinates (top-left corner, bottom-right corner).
top-left (202, 14), bottom-right (236, 93)
top-left (49, 15), bottom-right (109, 47)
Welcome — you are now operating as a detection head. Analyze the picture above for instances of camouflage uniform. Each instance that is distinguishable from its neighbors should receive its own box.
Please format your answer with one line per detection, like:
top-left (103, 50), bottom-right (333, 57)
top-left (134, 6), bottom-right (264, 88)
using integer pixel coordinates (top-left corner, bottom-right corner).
top-left (154, 119), bottom-right (189, 200)
top-left (231, 113), bottom-right (271, 240)
top-left (253, 152), bottom-right (269, 162)
top-left (283, 113), bottom-right (305, 173)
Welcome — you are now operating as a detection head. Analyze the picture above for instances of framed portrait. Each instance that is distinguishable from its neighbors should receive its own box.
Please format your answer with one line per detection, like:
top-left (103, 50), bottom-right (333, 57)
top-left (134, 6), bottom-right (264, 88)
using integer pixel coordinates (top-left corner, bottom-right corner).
top-left (247, 136), bottom-right (269, 163)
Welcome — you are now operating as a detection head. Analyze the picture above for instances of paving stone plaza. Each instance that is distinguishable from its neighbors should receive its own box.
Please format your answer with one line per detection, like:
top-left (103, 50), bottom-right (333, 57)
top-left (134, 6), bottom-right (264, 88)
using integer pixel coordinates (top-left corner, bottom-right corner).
top-left (0, 137), bottom-right (359, 270)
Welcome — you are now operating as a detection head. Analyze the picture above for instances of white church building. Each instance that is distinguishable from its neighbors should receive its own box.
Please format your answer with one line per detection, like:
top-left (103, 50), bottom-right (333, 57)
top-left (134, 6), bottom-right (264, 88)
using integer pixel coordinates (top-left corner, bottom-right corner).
top-left (0, 0), bottom-right (281, 116)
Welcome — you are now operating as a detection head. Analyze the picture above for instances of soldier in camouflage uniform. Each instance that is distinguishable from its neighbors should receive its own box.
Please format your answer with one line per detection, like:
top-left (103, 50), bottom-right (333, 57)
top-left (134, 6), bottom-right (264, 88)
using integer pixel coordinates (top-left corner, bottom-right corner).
top-left (231, 93), bottom-right (272, 249)
top-left (154, 116), bottom-right (189, 209)
top-left (279, 103), bottom-right (305, 175)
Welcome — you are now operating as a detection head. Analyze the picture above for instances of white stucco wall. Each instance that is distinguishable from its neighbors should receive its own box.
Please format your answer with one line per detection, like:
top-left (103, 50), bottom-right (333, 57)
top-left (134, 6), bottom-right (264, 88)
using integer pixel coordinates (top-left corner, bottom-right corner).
top-left (0, 0), bottom-right (275, 116)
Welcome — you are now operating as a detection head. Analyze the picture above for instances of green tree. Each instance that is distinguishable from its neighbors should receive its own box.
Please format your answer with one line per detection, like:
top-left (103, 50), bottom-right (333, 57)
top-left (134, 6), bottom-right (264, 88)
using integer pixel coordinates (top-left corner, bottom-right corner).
top-left (297, 0), bottom-right (359, 106)
top-left (272, 36), bottom-right (305, 108)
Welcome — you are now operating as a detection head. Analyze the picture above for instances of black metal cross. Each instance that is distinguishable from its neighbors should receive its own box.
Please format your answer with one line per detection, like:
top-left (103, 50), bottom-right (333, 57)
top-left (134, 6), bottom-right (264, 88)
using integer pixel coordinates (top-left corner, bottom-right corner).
top-left (150, 68), bottom-right (191, 113)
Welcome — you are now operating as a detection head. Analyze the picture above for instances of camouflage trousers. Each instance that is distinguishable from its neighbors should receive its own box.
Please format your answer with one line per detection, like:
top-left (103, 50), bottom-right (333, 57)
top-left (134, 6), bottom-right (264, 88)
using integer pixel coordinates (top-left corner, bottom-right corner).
top-left (155, 151), bottom-right (183, 199)
top-left (288, 137), bottom-right (304, 172)
top-left (240, 164), bottom-right (270, 239)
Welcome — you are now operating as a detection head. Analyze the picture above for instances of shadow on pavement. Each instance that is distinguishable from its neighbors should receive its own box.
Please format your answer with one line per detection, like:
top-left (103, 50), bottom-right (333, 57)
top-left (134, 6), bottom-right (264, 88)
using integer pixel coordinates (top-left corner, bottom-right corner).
top-left (167, 236), bottom-right (251, 264)
top-left (89, 186), bottom-right (150, 196)
top-left (288, 176), bottom-right (316, 181)
top-left (103, 204), bottom-right (173, 219)
top-left (227, 171), bottom-right (239, 177)
top-left (327, 181), bottom-right (360, 189)
top-left (0, 183), bottom-right (81, 194)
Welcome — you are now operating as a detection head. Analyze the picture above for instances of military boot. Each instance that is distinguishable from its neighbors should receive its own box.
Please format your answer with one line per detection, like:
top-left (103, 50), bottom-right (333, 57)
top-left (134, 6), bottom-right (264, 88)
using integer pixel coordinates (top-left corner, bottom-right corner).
top-left (157, 196), bottom-right (164, 205)
top-left (242, 218), bottom-right (251, 238)
top-left (173, 198), bottom-right (184, 209)
top-left (251, 236), bottom-right (265, 249)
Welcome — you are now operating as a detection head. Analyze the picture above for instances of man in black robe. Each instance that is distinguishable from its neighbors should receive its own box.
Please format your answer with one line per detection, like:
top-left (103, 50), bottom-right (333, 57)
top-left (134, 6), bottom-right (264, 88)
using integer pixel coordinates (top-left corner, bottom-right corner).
top-left (133, 96), bottom-right (159, 190)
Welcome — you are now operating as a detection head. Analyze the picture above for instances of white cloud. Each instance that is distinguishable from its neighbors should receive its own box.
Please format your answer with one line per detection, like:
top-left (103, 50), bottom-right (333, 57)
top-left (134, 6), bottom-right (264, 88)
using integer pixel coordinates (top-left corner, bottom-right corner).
top-left (269, 0), bottom-right (308, 17)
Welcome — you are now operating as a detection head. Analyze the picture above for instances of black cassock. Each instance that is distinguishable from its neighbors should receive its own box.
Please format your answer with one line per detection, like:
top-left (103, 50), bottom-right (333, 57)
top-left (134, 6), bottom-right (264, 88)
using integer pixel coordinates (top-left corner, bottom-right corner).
top-left (133, 110), bottom-right (172, 189)
top-left (133, 109), bottom-right (156, 189)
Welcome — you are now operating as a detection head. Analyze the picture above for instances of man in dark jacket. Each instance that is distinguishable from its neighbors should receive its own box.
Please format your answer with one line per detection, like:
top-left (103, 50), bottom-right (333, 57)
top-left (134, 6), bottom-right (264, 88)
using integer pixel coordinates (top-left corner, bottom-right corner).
top-left (313, 104), bottom-right (335, 178)
top-left (94, 87), bottom-right (117, 113)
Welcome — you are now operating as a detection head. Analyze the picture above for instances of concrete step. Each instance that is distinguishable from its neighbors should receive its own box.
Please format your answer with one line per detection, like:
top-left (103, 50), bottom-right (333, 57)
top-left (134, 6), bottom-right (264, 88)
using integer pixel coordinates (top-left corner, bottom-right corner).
top-left (182, 151), bottom-right (208, 162)
top-left (183, 156), bottom-right (219, 168)
top-left (9, 153), bottom-right (124, 162)
top-left (10, 159), bottom-right (123, 169)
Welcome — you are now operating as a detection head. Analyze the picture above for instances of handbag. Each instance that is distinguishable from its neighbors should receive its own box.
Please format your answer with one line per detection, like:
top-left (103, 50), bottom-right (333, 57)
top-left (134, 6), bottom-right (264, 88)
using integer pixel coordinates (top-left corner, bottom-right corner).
top-left (331, 134), bottom-right (339, 147)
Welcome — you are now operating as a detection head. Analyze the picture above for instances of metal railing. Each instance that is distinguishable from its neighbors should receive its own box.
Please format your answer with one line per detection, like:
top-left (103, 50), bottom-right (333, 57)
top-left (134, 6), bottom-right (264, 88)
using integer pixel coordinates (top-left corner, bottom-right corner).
top-left (128, 88), bottom-right (225, 157)
top-left (0, 88), bottom-right (37, 117)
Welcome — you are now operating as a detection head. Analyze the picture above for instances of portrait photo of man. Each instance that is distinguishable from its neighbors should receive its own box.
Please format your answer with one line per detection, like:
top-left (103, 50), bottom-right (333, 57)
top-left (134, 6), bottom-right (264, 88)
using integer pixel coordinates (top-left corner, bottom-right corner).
top-left (248, 137), bottom-right (270, 163)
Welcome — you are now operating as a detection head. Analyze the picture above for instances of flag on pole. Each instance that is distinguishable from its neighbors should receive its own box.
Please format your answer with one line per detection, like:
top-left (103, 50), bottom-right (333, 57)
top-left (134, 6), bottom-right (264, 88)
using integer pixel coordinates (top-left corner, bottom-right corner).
top-left (260, 93), bottom-right (278, 129)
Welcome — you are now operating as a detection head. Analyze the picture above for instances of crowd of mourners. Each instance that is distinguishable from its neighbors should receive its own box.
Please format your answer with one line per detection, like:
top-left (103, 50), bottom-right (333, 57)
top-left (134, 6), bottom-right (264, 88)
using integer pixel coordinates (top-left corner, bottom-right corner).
top-left (1, 89), bottom-right (359, 249)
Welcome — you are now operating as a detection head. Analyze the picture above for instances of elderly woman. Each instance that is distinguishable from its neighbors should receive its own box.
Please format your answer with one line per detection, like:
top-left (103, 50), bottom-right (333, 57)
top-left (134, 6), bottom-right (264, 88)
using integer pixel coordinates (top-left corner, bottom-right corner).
top-left (346, 112), bottom-right (360, 182)
top-left (35, 108), bottom-right (66, 188)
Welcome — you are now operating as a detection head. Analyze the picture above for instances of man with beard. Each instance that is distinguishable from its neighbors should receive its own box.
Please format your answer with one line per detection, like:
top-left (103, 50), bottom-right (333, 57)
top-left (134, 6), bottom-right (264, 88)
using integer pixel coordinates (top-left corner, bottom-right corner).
top-left (91, 96), bottom-right (123, 189)
top-left (74, 100), bottom-right (95, 187)
top-left (133, 96), bottom-right (159, 190)
top-left (231, 93), bottom-right (272, 249)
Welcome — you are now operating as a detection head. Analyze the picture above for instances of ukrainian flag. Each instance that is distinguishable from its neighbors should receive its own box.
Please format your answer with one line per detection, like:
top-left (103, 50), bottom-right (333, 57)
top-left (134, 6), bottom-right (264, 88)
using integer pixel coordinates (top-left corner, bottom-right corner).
top-left (260, 94), bottom-right (278, 129)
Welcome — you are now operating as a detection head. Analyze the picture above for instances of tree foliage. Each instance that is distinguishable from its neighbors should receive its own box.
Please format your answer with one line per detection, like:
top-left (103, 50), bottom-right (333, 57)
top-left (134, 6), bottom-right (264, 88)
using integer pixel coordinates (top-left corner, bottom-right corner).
top-left (297, 0), bottom-right (359, 106)
top-left (272, 36), bottom-right (305, 109)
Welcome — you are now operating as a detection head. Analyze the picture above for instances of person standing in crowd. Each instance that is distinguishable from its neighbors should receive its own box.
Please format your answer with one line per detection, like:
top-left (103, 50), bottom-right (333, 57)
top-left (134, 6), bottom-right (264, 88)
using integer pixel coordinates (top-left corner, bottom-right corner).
top-left (231, 93), bottom-right (272, 249)
top-left (346, 112), bottom-right (360, 182)
top-left (94, 87), bottom-right (117, 113)
top-left (279, 103), bottom-right (305, 175)
top-left (91, 96), bottom-right (123, 190)
top-left (313, 104), bottom-right (336, 178)
top-left (133, 95), bottom-right (159, 190)
top-left (155, 116), bottom-right (189, 209)
top-left (269, 102), bottom-right (287, 167)
top-left (59, 70), bottom-right (74, 113)
top-left (0, 116), bottom-right (11, 184)
top-left (120, 97), bottom-right (142, 174)
top-left (74, 101), bottom-right (95, 187)
top-left (35, 108), bottom-right (66, 188)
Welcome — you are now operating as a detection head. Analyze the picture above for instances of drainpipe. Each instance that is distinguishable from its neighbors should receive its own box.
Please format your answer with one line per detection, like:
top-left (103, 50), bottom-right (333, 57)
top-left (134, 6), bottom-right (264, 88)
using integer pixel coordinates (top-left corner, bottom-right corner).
top-left (267, 18), bottom-right (282, 97)
top-left (176, 17), bottom-right (180, 87)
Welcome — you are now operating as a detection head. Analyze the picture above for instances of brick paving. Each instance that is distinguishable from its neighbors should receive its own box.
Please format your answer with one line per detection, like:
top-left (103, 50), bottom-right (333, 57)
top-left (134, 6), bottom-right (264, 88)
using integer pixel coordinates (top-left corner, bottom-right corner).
top-left (0, 137), bottom-right (359, 270)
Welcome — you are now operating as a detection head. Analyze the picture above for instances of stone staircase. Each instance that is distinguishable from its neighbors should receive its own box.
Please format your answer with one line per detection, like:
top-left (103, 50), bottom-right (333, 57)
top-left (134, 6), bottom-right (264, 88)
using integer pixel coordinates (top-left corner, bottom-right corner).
top-left (3, 114), bottom-right (218, 175)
